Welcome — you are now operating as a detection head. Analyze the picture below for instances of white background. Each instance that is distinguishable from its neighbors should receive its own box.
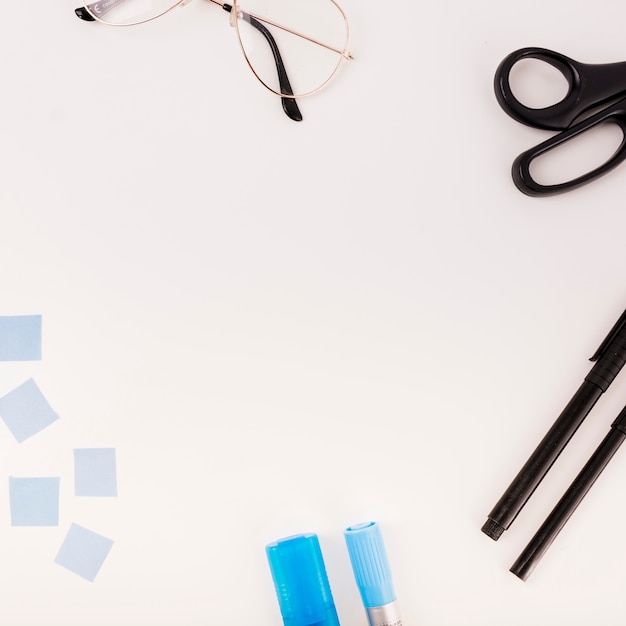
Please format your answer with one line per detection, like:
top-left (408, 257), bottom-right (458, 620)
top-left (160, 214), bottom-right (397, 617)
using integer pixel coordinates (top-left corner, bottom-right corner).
top-left (1, 0), bottom-right (626, 624)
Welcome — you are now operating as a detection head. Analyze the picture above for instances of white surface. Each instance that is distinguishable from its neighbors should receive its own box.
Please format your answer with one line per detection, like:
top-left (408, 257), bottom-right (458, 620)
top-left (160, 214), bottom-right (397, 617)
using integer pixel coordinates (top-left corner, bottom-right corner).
top-left (1, 0), bottom-right (626, 624)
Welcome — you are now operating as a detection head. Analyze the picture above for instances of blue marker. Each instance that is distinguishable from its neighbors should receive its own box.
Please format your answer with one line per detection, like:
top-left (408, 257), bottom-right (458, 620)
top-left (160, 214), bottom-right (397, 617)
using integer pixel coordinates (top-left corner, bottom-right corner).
top-left (344, 522), bottom-right (402, 626)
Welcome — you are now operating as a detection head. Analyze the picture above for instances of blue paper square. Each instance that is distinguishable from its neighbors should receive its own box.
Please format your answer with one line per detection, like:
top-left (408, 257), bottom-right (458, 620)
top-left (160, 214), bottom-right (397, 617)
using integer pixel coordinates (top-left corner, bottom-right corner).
top-left (0, 315), bottom-right (42, 361)
top-left (55, 524), bottom-right (114, 582)
top-left (0, 379), bottom-right (60, 442)
top-left (74, 448), bottom-right (117, 497)
top-left (9, 477), bottom-right (60, 526)
top-left (0, 315), bottom-right (41, 361)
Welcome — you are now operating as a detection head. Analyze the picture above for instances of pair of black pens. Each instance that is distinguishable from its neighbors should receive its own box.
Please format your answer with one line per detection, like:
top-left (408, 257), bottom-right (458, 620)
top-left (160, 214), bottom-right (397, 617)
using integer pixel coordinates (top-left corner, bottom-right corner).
top-left (482, 308), bottom-right (626, 580)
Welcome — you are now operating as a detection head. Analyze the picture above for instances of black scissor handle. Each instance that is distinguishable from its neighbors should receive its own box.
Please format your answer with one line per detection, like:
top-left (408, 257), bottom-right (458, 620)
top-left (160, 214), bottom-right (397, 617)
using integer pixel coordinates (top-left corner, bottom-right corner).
top-left (495, 47), bottom-right (626, 131)
top-left (512, 97), bottom-right (626, 196)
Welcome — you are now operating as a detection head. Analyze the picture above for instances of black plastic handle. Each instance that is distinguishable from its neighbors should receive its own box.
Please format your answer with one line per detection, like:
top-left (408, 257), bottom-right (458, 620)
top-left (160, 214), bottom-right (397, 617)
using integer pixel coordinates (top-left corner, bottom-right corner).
top-left (494, 47), bottom-right (626, 131)
top-left (512, 97), bottom-right (626, 196)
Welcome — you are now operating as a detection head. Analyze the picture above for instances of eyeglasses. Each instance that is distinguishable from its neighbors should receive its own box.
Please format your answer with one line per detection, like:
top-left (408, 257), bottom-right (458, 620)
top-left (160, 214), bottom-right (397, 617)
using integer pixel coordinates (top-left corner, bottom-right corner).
top-left (75, 0), bottom-right (353, 121)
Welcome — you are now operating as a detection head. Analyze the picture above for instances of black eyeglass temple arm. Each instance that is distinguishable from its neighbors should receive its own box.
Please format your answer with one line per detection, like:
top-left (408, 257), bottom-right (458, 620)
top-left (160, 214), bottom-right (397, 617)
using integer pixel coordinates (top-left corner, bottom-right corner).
top-left (222, 4), bottom-right (302, 121)
top-left (75, 6), bottom-right (95, 19)
top-left (74, 1), bottom-right (303, 122)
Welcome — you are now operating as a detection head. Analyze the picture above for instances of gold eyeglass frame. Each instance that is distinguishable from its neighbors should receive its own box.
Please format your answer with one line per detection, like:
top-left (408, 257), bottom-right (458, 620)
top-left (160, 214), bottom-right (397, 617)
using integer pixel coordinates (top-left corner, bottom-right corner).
top-left (78, 0), bottom-right (353, 100)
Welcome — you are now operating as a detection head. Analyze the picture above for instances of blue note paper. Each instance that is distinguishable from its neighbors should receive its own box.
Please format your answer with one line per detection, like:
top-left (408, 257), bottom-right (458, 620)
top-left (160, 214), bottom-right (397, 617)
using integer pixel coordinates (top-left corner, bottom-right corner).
top-left (74, 448), bottom-right (118, 497)
top-left (55, 524), bottom-right (114, 582)
top-left (9, 477), bottom-right (60, 526)
top-left (0, 315), bottom-right (42, 361)
top-left (0, 379), bottom-right (60, 442)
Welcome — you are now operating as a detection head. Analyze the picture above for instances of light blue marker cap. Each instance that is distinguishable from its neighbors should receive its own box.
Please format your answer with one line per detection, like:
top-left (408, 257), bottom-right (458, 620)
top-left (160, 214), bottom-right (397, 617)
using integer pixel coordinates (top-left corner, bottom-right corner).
top-left (266, 533), bottom-right (340, 626)
top-left (344, 522), bottom-right (396, 608)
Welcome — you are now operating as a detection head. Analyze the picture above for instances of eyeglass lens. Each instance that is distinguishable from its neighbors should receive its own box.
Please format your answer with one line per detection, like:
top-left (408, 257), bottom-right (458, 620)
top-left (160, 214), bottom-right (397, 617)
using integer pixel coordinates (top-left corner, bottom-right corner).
top-left (233, 0), bottom-right (348, 98)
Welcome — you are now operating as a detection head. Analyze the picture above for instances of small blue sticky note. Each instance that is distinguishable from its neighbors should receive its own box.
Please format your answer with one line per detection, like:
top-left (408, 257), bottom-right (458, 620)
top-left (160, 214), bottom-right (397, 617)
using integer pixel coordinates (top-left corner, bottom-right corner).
top-left (55, 524), bottom-right (114, 582)
top-left (0, 315), bottom-right (42, 361)
top-left (74, 448), bottom-right (117, 497)
top-left (0, 378), bottom-right (60, 442)
top-left (9, 477), bottom-right (60, 526)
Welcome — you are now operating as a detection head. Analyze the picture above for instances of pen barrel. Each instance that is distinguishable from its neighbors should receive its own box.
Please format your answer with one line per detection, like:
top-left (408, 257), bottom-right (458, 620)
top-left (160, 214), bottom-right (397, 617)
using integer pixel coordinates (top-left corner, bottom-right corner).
top-left (483, 309), bottom-right (626, 540)
top-left (482, 380), bottom-right (602, 540)
top-left (511, 409), bottom-right (626, 580)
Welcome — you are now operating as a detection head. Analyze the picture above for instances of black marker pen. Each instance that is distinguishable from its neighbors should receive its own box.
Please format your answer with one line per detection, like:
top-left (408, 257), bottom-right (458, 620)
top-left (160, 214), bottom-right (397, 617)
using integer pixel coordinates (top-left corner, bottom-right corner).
top-left (482, 308), bottom-right (626, 540)
top-left (511, 404), bottom-right (626, 580)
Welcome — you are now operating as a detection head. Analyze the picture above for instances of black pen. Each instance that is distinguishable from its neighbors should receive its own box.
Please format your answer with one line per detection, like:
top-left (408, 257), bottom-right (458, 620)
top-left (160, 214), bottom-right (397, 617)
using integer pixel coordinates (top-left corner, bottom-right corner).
top-left (482, 308), bottom-right (626, 541)
top-left (511, 404), bottom-right (626, 580)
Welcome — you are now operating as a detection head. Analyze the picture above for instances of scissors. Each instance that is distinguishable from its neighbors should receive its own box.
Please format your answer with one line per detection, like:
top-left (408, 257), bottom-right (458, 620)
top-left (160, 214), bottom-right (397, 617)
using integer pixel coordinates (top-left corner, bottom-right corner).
top-left (494, 47), bottom-right (626, 196)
